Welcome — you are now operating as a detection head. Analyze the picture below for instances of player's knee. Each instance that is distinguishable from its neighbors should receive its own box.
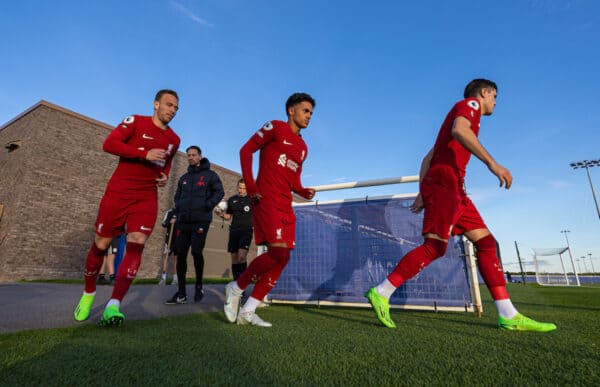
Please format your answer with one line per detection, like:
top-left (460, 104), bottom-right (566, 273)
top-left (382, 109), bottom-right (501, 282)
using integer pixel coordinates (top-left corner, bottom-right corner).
top-left (93, 238), bottom-right (111, 251)
top-left (423, 238), bottom-right (448, 259)
top-left (473, 234), bottom-right (496, 252)
top-left (268, 246), bottom-right (291, 266)
top-left (127, 232), bottom-right (147, 245)
top-left (473, 234), bottom-right (505, 287)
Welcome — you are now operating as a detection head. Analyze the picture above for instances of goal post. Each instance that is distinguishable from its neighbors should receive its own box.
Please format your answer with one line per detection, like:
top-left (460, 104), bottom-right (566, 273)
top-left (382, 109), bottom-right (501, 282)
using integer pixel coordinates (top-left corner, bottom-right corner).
top-left (532, 247), bottom-right (581, 286)
top-left (267, 176), bottom-right (483, 314)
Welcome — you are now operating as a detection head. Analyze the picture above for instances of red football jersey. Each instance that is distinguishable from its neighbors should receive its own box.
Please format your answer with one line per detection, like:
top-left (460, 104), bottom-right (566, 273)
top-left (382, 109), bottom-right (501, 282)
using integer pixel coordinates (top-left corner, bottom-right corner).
top-left (103, 115), bottom-right (180, 196)
top-left (429, 98), bottom-right (482, 179)
top-left (240, 120), bottom-right (309, 209)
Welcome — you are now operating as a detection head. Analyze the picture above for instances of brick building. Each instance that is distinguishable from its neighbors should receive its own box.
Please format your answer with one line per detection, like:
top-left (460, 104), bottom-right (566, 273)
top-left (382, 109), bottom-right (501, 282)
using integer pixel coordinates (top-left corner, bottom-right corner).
top-left (0, 101), bottom-right (248, 282)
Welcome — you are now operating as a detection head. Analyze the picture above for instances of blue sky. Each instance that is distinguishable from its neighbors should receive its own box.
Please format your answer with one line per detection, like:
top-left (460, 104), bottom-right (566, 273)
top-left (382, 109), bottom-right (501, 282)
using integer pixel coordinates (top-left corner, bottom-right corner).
top-left (2, 0), bottom-right (599, 273)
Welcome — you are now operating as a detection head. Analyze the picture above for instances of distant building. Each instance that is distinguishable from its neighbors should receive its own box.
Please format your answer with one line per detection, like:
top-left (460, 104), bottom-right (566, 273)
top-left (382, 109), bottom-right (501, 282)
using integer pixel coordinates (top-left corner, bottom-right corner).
top-left (0, 101), bottom-right (247, 282)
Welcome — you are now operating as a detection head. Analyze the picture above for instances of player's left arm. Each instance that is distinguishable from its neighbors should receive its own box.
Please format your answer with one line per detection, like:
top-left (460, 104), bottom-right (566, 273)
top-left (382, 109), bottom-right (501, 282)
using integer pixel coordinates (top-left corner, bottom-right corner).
top-left (292, 166), bottom-right (315, 200)
top-left (156, 140), bottom-right (180, 187)
top-left (451, 116), bottom-right (512, 189)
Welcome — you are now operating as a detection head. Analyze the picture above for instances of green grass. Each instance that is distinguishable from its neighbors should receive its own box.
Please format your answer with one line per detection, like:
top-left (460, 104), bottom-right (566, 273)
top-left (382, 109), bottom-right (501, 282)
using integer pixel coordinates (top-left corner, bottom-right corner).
top-left (1, 284), bottom-right (599, 386)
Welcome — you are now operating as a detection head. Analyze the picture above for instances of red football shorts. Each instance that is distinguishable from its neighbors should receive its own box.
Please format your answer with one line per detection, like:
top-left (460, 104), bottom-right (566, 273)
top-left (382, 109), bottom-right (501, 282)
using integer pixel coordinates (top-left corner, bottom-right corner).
top-left (421, 166), bottom-right (487, 240)
top-left (94, 192), bottom-right (158, 237)
top-left (252, 200), bottom-right (296, 249)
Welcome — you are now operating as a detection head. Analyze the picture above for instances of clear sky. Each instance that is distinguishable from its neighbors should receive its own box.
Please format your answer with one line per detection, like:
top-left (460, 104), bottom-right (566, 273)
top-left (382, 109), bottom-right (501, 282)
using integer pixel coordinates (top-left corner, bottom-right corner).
top-left (2, 0), bottom-right (599, 273)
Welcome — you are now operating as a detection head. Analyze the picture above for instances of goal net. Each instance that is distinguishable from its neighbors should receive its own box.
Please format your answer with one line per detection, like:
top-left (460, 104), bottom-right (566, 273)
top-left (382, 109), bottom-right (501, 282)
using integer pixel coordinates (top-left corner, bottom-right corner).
top-left (532, 247), bottom-right (580, 286)
top-left (268, 193), bottom-right (482, 313)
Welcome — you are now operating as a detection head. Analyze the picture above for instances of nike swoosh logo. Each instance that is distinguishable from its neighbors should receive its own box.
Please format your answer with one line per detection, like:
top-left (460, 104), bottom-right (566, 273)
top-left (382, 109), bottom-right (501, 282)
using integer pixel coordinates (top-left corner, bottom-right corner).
top-left (283, 140), bottom-right (292, 145)
top-left (142, 134), bottom-right (154, 140)
top-left (140, 226), bottom-right (152, 231)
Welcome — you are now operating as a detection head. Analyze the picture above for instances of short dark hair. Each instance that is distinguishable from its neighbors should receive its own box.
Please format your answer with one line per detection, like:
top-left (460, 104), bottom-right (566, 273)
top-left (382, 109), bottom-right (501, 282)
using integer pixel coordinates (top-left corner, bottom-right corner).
top-left (285, 92), bottom-right (315, 115)
top-left (155, 89), bottom-right (179, 102)
top-left (463, 79), bottom-right (497, 98)
top-left (186, 145), bottom-right (201, 154)
top-left (237, 178), bottom-right (245, 185)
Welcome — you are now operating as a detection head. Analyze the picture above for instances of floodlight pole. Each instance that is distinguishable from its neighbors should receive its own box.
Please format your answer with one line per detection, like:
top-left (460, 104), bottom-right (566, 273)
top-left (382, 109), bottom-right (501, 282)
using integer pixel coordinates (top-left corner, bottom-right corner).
top-left (588, 253), bottom-right (596, 274)
top-left (569, 159), bottom-right (600, 221)
top-left (580, 256), bottom-right (588, 273)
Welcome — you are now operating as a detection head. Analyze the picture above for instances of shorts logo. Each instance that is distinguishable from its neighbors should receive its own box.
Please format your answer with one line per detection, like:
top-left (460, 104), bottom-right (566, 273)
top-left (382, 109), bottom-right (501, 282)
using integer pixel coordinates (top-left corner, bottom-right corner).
top-left (276, 228), bottom-right (282, 239)
top-left (123, 115), bottom-right (135, 124)
top-left (467, 100), bottom-right (480, 110)
top-left (142, 133), bottom-right (154, 140)
top-left (140, 225), bottom-right (152, 231)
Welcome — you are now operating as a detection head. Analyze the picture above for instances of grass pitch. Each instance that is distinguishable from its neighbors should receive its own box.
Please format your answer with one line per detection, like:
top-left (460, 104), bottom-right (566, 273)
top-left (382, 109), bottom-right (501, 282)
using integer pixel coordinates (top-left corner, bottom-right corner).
top-left (1, 284), bottom-right (599, 386)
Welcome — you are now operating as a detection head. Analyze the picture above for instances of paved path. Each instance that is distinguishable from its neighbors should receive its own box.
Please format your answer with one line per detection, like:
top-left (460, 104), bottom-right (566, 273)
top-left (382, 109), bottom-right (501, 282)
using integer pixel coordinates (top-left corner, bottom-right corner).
top-left (0, 283), bottom-right (227, 333)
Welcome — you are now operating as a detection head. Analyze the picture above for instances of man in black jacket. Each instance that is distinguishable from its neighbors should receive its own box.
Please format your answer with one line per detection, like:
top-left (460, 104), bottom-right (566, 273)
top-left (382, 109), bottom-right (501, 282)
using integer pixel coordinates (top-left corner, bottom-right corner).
top-left (166, 146), bottom-right (224, 304)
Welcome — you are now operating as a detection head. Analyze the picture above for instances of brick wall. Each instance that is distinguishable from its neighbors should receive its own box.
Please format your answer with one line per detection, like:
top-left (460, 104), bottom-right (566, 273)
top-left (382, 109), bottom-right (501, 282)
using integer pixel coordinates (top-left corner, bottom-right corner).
top-left (0, 102), bottom-right (245, 282)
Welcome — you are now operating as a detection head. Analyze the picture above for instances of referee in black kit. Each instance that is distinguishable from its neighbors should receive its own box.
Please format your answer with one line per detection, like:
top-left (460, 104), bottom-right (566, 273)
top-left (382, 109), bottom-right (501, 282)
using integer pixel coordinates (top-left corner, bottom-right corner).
top-left (215, 179), bottom-right (253, 280)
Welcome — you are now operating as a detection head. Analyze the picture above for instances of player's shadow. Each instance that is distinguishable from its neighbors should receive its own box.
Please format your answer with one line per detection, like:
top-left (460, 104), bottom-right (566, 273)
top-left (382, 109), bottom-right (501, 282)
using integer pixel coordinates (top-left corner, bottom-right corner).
top-left (295, 199), bottom-right (419, 312)
top-left (291, 304), bottom-right (378, 327)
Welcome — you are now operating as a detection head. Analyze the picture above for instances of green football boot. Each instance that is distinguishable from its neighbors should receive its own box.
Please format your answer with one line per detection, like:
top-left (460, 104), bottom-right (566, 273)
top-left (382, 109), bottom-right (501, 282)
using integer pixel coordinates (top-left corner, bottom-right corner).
top-left (99, 305), bottom-right (125, 327)
top-left (74, 293), bottom-right (95, 322)
top-left (365, 287), bottom-right (397, 328)
top-left (498, 313), bottom-right (557, 332)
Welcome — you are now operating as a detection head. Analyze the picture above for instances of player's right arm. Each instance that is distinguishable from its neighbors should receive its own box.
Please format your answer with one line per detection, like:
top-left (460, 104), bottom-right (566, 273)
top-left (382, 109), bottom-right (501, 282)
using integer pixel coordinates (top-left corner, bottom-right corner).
top-left (103, 116), bottom-right (167, 162)
top-left (172, 176), bottom-right (184, 215)
top-left (451, 116), bottom-right (512, 189)
top-left (239, 121), bottom-right (277, 200)
top-left (410, 148), bottom-right (434, 213)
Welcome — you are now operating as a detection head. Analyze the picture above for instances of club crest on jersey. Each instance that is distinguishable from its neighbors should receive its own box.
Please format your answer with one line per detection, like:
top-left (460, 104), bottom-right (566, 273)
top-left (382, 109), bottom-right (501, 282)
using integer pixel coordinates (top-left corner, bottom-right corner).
top-left (262, 121), bottom-right (274, 131)
top-left (467, 100), bottom-right (480, 110)
top-left (123, 115), bottom-right (135, 124)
